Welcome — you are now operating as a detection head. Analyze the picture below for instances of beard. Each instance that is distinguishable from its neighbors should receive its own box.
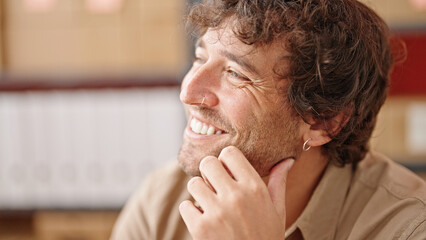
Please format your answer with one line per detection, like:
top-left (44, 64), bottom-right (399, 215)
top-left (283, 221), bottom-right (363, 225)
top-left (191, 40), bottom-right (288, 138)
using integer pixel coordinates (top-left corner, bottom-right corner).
top-left (177, 104), bottom-right (301, 177)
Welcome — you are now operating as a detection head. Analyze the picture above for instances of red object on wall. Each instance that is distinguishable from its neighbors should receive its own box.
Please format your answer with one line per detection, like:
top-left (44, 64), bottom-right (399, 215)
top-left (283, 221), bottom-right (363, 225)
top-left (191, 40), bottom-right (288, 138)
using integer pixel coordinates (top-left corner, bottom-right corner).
top-left (389, 32), bottom-right (426, 96)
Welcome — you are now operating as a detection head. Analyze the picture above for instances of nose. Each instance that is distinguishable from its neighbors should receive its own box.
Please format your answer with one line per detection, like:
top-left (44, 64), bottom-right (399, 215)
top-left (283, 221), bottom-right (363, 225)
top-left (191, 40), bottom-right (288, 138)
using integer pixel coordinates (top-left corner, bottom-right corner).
top-left (180, 63), bottom-right (219, 107)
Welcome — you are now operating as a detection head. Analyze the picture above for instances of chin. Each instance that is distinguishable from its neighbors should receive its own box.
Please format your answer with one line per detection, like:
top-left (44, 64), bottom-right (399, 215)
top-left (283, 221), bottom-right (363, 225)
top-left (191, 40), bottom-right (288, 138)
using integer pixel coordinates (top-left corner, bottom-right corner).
top-left (177, 139), bottom-right (225, 176)
top-left (178, 159), bottom-right (201, 176)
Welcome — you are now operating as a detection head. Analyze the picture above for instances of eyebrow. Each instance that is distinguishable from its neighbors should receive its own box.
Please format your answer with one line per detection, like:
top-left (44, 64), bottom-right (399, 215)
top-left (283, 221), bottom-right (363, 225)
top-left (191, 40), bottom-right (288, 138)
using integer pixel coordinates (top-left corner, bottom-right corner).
top-left (195, 38), bottom-right (204, 48)
top-left (195, 39), bottom-right (260, 76)
top-left (219, 50), bottom-right (260, 76)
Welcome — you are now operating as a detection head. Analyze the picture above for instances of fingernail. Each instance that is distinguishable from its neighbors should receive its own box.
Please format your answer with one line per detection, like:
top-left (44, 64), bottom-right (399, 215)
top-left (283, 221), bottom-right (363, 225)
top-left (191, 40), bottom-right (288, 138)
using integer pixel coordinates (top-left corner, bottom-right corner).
top-left (287, 159), bottom-right (295, 171)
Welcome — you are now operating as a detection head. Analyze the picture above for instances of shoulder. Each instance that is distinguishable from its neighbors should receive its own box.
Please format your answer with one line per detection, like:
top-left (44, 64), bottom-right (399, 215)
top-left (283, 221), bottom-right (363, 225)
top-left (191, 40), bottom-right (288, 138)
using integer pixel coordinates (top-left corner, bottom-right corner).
top-left (110, 161), bottom-right (191, 240)
top-left (130, 161), bottom-right (192, 222)
top-left (348, 151), bottom-right (426, 239)
top-left (356, 151), bottom-right (425, 202)
top-left (136, 161), bottom-right (190, 200)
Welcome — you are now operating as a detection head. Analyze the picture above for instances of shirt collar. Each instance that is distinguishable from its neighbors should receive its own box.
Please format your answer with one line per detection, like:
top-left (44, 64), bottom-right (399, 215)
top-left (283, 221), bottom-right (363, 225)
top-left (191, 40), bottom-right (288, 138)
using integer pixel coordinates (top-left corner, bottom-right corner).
top-left (292, 162), bottom-right (354, 240)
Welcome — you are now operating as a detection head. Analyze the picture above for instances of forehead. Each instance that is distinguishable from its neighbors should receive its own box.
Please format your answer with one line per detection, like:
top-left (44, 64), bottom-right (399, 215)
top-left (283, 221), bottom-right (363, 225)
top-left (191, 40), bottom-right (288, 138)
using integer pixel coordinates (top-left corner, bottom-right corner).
top-left (199, 26), bottom-right (288, 77)
top-left (200, 26), bottom-right (276, 56)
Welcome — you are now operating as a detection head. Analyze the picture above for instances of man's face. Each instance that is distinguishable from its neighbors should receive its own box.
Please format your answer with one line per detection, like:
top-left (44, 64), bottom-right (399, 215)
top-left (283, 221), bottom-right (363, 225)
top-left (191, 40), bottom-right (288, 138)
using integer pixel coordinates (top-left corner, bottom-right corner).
top-left (178, 24), bottom-right (303, 177)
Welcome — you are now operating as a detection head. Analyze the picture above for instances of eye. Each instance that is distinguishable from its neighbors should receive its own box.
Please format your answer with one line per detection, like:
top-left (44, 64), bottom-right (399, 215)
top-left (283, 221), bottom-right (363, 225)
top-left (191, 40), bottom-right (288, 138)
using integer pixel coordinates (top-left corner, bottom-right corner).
top-left (226, 69), bottom-right (250, 81)
top-left (229, 70), bottom-right (240, 78)
top-left (193, 57), bottom-right (205, 64)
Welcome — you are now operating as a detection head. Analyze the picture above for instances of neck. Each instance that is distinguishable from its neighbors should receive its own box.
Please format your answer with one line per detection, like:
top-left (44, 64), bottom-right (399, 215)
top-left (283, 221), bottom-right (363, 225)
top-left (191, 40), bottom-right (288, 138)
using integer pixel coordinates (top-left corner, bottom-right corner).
top-left (265, 146), bottom-right (329, 229)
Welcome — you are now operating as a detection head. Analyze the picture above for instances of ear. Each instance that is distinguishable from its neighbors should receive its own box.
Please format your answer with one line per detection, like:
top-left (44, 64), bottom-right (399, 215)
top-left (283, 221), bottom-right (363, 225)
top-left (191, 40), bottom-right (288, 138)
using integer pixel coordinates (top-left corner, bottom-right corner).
top-left (303, 111), bottom-right (351, 147)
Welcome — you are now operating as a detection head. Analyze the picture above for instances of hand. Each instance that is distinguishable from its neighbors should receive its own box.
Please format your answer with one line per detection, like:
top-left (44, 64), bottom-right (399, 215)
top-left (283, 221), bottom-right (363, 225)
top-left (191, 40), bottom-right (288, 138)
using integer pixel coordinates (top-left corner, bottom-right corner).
top-left (179, 146), bottom-right (295, 240)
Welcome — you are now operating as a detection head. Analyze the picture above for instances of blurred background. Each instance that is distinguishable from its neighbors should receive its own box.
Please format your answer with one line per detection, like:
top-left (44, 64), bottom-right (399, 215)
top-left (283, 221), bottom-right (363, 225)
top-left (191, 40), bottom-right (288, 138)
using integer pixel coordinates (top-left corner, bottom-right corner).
top-left (0, 0), bottom-right (425, 239)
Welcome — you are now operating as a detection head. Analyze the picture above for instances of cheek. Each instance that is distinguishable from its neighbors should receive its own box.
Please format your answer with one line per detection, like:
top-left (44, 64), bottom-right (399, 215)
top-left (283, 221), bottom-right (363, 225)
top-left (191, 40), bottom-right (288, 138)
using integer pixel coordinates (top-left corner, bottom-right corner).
top-left (218, 83), bottom-right (284, 133)
top-left (219, 92), bottom-right (257, 129)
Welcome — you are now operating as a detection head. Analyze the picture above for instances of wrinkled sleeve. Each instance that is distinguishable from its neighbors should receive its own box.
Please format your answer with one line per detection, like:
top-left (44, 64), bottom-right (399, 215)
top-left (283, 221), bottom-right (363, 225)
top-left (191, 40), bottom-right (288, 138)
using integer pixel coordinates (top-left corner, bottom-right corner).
top-left (406, 212), bottom-right (426, 240)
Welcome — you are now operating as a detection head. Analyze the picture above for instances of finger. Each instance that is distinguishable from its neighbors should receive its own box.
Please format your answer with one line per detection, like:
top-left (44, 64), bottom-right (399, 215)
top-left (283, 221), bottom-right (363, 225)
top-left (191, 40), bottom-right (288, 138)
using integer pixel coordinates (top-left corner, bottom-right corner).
top-left (179, 200), bottom-right (202, 230)
top-left (187, 176), bottom-right (216, 209)
top-left (200, 171), bottom-right (216, 193)
top-left (199, 156), bottom-right (234, 192)
top-left (218, 146), bottom-right (259, 182)
top-left (267, 158), bottom-right (294, 222)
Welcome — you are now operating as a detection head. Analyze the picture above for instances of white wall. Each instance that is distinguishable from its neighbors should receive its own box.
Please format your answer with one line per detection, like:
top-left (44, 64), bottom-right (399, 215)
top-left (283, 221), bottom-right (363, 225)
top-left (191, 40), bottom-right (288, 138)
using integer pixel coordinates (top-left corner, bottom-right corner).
top-left (0, 88), bottom-right (185, 209)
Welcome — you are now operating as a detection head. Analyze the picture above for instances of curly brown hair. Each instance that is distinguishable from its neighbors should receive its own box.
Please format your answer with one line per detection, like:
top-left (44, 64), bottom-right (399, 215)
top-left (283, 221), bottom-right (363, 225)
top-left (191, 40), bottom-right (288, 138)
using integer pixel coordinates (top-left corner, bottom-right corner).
top-left (186, 0), bottom-right (395, 167)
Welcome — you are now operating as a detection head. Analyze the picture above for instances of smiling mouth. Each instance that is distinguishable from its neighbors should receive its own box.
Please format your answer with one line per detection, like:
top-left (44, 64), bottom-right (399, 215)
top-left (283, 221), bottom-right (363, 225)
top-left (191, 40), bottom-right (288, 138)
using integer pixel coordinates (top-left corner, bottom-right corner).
top-left (190, 118), bottom-right (225, 135)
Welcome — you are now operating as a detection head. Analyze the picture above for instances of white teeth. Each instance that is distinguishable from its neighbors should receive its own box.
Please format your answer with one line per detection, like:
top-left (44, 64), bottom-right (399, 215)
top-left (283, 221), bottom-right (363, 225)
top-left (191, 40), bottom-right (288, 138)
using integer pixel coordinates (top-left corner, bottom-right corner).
top-left (194, 121), bottom-right (202, 134)
top-left (190, 119), bottom-right (196, 129)
top-left (207, 126), bottom-right (215, 135)
top-left (190, 118), bottom-right (224, 135)
top-left (201, 125), bottom-right (208, 134)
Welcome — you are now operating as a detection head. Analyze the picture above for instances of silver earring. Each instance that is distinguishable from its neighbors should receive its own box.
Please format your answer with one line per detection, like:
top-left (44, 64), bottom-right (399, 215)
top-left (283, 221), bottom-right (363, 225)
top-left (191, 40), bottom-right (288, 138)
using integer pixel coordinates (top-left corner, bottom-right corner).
top-left (201, 96), bottom-right (205, 106)
top-left (303, 138), bottom-right (312, 151)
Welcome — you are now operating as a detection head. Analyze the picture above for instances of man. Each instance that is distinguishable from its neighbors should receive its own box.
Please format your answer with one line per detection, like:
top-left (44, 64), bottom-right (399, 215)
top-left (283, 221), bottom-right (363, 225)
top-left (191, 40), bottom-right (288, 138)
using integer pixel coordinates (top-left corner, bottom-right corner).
top-left (111, 0), bottom-right (426, 239)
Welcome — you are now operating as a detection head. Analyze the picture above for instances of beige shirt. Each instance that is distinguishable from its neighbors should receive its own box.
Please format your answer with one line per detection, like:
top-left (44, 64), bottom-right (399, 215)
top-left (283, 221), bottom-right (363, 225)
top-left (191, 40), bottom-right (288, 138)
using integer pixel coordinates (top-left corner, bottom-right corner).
top-left (110, 152), bottom-right (426, 240)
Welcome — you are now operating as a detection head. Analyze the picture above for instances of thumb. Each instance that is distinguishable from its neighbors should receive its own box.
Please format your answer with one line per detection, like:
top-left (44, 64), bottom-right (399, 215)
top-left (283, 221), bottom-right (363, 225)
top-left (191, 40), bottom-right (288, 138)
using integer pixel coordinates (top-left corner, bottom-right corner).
top-left (267, 158), bottom-right (294, 222)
